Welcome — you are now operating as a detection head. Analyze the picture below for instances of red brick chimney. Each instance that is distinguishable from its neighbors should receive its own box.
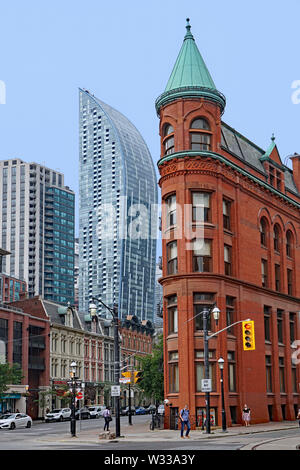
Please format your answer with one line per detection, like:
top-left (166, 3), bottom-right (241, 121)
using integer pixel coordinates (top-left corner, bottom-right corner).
top-left (290, 153), bottom-right (300, 192)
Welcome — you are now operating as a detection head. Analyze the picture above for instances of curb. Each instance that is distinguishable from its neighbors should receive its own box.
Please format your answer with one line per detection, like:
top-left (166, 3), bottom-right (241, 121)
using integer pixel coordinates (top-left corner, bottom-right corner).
top-left (35, 425), bottom-right (298, 446)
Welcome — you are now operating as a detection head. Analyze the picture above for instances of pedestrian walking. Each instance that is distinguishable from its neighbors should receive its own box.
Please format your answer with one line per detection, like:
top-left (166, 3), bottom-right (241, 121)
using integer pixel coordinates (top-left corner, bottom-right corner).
top-left (179, 404), bottom-right (191, 438)
top-left (297, 409), bottom-right (300, 427)
top-left (242, 404), bottom-right (251, 426)
top-left (103, 406), bottom-right (111, 431)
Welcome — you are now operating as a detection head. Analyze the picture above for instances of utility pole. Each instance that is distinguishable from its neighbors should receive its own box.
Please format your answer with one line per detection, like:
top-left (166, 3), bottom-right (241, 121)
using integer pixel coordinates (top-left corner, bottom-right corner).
top-left (90, 298), bottom-right (121, 438)
top-left (128, 370), bottom-right (133, 425)
top-left (113, 303), bottom-right (121, 438)
top-left (203, 308), bottom-right (211, 434)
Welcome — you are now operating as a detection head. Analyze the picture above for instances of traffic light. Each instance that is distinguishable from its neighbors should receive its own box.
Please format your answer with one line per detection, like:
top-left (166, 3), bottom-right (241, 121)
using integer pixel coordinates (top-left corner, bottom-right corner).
top-left (121, 371), bottom-right (132, 378)
top-left (242, 321), bottom-right (255, 350)
top-left (134, 371), bottom-right (143, 384)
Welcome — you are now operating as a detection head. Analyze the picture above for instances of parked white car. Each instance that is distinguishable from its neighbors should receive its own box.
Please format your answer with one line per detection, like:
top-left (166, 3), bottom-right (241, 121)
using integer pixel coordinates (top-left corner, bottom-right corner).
top-left (88, 406), bottom-right (105, 418)
top-left (0, 413), bottom-right (32, 430)
top-left (45, 408), bottom-right (71, 422)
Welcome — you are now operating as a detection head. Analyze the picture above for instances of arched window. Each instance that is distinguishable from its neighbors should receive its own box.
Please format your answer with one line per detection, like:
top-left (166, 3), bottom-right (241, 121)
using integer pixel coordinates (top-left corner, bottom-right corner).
top-left (286, 230), bottom-right (293, 258)
top-left (190, 117), bottom-right (211, 151)
top-left (163, 123), bottom-right (174, 156)
top-left (164, 124), bottom-right (174, 136)
top-left (260, 218), bottom-right (268, 247)
top-left (165, 193), bottom-right (176, 227)
top-left (273, 224), bottom-right (281, 252)
top-left (191, 118), bottom-right (210, 130)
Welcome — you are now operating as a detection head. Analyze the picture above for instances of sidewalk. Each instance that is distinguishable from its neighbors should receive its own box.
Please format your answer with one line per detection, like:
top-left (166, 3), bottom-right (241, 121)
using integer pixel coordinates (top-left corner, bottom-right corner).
top-left (36, 418), bottom-right (300, 450)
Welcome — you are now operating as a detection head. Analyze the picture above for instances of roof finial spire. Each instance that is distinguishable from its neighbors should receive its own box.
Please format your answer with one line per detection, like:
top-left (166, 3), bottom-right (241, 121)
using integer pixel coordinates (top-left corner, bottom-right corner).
top-left (271, 133), bottom-right (275, 141)
top-left (184, 17), bottom-right (194, 40)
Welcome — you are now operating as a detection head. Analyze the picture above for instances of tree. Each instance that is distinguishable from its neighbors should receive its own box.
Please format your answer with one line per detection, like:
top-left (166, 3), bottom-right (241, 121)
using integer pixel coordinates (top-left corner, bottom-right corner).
top-left (136, 335), bottom-right (164, 404)
top-left (33, 387), bottom-right (58, 417)
top-left (0, 363), bottom-right (23, 397)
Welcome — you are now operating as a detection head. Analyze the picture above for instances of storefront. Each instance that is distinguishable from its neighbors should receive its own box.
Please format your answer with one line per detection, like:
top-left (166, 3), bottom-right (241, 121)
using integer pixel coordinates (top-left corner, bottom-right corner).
top-left (0, 385), bottom-right (27, 413)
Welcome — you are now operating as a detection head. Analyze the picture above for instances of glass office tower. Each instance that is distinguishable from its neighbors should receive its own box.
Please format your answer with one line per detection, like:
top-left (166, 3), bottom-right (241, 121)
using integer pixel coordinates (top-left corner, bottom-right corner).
top-left (79, 89), bottom-right (157, 322)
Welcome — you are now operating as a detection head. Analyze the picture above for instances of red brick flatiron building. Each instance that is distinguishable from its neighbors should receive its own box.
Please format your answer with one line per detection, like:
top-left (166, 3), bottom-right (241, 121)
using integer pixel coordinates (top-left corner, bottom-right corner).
top-left (156, 19), bottom-right (300, 428)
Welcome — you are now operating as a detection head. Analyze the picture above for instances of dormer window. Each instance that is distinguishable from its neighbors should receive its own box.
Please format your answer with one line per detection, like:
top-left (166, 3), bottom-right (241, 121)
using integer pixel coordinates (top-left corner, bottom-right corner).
top-left (276, 170), bottom-right (282, 191)
top-left (163, 123), bottom-right (174, 156)
top-left (190, 118), bottom-right (211, 151)
top-left (269, 166), bottom-right (275, 187)
top-left (268, 165), bottom-right (283, 190)
top-left (66, 309), bottom-right (74, 328)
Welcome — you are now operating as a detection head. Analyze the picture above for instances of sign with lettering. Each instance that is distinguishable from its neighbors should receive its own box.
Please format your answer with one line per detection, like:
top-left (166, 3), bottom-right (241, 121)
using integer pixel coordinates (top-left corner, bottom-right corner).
top-left (111, 385), bottom-right (120, 397)
top-left (201, 379), bottom-right (212, 392)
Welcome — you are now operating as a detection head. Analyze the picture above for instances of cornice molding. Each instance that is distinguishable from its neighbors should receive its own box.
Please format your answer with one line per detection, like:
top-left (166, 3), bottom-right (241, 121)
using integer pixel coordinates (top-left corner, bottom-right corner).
top-left (158, 151), bottom-right (300, 212)
top-left (159, 272), bottom-right (300, 304)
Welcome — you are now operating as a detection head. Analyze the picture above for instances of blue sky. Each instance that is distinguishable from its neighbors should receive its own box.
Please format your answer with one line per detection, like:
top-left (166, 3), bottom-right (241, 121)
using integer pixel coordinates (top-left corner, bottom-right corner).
top-left (0, 0), bottom-right (299, 243)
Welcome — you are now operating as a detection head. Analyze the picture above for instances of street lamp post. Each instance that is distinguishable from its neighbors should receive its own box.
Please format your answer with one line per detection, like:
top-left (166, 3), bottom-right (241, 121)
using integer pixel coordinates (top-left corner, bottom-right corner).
top-left (218, 357), bottom-right (227, 432)
top-left (90, 298), bottom-right (121, 438)
top-left (70, 361), bottom-right (77, 438)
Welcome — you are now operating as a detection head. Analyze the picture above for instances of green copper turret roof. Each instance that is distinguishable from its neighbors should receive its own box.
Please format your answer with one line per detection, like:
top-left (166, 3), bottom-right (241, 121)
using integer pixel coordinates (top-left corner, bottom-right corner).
top-left (155, 19), bottom-right (226, 115)
top-left (164, 18), bottom-right (216, 92)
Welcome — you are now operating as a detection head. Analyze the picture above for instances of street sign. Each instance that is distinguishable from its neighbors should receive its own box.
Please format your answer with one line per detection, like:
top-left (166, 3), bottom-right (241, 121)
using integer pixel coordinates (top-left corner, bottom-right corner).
top-left (201, 379), bottom-right (212, 392)
top-left (111, 385), bottom-right (121, 397)
top-left (76, 392), bottom-right (83, 400)
top-left (119, 377), bottom-right (130, 384)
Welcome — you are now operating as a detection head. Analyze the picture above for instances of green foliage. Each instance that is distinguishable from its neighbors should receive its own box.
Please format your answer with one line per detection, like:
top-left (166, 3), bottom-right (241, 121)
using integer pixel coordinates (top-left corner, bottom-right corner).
top-left (136, 335), bottom-right (164, 403)
top-left (0, 363), bottom-right (23, 396)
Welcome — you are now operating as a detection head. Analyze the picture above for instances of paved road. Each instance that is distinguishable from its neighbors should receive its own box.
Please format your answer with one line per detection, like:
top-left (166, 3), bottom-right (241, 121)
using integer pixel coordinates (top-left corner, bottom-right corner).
top-left (0, 418), bottom-right (299, 451)
top-left (0, 415), bottom-right (150, 450)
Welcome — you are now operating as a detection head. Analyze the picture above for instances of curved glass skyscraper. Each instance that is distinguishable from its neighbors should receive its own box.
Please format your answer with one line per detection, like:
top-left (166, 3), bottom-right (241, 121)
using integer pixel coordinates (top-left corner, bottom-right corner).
top-left (79, 89), bottom-right (157, 322)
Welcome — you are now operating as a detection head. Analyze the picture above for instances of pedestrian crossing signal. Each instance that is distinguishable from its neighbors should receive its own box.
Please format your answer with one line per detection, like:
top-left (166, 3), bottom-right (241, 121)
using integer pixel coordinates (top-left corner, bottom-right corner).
top-left (242, 321), bottom-right (255, 350)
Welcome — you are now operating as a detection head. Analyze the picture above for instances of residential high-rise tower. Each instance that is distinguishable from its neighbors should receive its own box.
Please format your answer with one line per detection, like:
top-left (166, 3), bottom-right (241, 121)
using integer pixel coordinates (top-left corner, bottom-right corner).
top-left (0, 159), bottom-right (75, 304)
top-left (79, 89), bottom-right (157, 321)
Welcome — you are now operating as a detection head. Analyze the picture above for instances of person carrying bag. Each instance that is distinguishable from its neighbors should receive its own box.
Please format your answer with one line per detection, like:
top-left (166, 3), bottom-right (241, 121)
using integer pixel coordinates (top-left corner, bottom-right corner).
top-left (179, 404), bottom-right (191, 439)
top-left (103, 406), bottom-right (111, 431)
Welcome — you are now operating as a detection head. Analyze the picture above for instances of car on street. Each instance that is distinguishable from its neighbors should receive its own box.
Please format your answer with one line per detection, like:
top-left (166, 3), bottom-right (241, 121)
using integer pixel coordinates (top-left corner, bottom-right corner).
top-left (135, 407), bottom-right (146, 415)
top-left (145, 404), bottom-right (156, 414)
top-left (45, 408), bottom-right (71, 422)
top-left (121, 406), bottom-right (136, 416)
top-left (157, 405), bottom-right (165, 415)
top-left (88, 406), bottom-right (105, 418)
top-left (75, 407), bottom-right (91, 420)
top-left (0, 413), bottom-right (32, 430)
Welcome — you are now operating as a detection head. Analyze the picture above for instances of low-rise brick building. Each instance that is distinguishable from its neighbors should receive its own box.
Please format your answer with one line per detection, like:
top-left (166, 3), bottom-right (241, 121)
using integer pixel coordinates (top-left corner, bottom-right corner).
top-left (0, 301), bottom-right (50, 418)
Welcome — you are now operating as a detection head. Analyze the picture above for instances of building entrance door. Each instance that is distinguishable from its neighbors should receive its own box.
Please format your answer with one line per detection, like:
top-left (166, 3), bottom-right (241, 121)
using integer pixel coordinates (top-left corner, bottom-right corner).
top-left (169, 407), bottom-right (179, 429)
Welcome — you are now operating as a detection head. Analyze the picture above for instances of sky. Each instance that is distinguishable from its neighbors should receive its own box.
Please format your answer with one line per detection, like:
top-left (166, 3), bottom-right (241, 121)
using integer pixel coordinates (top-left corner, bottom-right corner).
top-left (0, 0), bottom-right (299, 245)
